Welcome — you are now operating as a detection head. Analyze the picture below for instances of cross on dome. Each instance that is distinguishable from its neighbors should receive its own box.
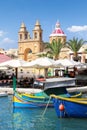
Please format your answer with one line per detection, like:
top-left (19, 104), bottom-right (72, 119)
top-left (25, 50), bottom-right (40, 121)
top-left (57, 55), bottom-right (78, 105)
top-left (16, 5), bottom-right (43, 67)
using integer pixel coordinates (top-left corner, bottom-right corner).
top-left (55, 21), bottom-right (60, 28)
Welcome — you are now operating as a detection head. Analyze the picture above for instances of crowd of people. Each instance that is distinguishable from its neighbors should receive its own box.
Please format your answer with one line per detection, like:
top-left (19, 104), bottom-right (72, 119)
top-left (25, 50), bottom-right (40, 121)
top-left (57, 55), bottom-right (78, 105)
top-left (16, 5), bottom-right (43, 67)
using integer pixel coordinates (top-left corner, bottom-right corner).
top-left (54, 67), bottom-right (77, 78)
top-left (0, 70), bottom-right (35, 88)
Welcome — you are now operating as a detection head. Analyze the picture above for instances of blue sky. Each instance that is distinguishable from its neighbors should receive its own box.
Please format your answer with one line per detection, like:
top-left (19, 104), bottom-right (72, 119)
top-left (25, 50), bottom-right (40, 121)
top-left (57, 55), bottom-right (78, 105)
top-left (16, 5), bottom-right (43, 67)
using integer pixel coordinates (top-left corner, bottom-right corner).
top-left (0, 0), bottom-right (87, 50)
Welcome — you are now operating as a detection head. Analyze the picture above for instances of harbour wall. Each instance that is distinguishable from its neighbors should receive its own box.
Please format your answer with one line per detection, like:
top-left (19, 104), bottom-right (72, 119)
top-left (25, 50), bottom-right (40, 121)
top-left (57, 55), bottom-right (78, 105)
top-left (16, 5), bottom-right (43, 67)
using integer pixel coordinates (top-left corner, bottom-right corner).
top-left (0, 86), bottom-right (87, 94)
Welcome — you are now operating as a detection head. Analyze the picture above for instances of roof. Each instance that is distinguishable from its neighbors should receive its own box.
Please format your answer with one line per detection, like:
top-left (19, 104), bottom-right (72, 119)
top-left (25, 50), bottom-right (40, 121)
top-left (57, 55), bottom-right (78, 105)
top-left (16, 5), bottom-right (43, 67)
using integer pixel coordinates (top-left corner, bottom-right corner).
top-left (33, 20), bottom-right (42, 31)
top-left (19, 22), bottom-right (28, 32)
top-left (50, 22), bottom-right (66, 37)
top-left (35, 77), bottom-right (76, 90)
top-left (0, 53), bottom-right (11, 63)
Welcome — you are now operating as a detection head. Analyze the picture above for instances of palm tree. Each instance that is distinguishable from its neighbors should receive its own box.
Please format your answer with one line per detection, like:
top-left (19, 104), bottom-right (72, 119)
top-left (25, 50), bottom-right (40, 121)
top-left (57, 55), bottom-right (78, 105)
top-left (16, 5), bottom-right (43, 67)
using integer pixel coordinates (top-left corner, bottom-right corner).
top-left (45, 39), bottom-right (65, 60)
top-left (37, 52), bottom-right (48, 57)
top-left (66, 37), bottom-right (87, 61)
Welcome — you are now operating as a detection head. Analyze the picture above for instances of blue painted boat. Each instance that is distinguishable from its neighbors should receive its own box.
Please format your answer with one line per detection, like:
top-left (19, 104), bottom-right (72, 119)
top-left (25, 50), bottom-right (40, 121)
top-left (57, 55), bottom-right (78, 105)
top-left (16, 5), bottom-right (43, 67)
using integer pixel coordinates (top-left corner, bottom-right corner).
top-left (13, 92), bottom-right (53, 108)
top-left (51, 95), bottom-right (87, 118)
top-left (13, 77), bottom-right (82, 108)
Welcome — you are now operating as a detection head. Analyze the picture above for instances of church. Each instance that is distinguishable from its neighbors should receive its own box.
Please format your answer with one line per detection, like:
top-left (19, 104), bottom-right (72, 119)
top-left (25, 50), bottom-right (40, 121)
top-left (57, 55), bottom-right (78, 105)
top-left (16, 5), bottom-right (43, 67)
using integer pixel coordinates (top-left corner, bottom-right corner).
top-left (18, 20), bottom-right (87, 63)
top-left (18, 20), bottom-right (44, 62)
top-left (18, 20), bottom-right (68, 61)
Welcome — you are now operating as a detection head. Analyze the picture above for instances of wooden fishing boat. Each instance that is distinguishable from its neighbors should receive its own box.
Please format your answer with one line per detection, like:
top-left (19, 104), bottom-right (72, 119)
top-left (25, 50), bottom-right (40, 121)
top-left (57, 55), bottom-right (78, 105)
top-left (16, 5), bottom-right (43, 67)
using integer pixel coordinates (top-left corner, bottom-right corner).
top-left (13, 91), bottom-right (53, 108)
top-left (13, 77), bottom-right (82, 108)
top-left (51, 95), bottom-right (87, 118)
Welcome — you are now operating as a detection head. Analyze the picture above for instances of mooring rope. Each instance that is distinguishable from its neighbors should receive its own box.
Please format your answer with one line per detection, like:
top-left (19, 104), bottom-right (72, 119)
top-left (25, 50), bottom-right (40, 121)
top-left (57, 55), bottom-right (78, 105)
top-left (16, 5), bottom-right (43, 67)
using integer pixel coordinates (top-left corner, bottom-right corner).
top-left (41, 96), bottom-right (51, 117)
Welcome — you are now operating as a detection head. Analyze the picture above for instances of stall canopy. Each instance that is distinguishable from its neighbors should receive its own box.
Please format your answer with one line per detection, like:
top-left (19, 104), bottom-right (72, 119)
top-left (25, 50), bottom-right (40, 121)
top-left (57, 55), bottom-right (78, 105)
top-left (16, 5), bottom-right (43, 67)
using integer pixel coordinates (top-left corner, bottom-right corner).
top-left (22, 57), bottom-right (62, 77)
top-left (54, 58), bottom-right (83, 67)
top-left (0, 59), bottom-right (29, 78)
top-left (23, 57), bottom-right (61, 68)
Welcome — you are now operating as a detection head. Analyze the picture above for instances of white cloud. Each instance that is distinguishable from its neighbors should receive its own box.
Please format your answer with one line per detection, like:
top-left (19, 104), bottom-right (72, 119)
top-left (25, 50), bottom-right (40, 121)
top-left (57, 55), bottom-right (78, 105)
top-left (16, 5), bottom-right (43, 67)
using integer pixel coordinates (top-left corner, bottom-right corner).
top-left (0, 37), bottom-right (16, 50)
top-left (67, 25), bottom-right (87, 32)
top-left (0, 29), bottom-right (17, 49)
top-left (0, 30), bottom-right (5, 37)
top-left (2, 37), bottom-right (15, 43)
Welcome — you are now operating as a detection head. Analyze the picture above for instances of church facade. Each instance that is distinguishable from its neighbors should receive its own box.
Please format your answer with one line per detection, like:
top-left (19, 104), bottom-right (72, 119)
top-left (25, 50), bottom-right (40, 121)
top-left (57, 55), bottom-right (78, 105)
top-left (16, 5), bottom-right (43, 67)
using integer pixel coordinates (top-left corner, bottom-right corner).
top-left (18, 20), bottom-right (44, 62)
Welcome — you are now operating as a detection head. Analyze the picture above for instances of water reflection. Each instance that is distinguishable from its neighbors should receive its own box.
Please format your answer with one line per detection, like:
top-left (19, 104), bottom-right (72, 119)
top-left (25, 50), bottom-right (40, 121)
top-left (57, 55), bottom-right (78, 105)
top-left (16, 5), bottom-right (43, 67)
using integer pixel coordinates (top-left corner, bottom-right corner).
top-left (1, 95), bottom-right (87, 130)
top-left (57, 118), bottom-right (87, 130)
top-left (13, 108), bottom-right (57, 130)
top-left (12, 108), bottom-right (87, 130)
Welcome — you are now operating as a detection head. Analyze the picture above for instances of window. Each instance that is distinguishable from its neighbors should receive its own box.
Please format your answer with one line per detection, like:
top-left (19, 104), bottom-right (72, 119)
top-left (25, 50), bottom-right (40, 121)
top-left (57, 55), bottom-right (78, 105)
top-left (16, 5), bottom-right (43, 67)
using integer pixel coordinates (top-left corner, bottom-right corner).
top-left (40, 33), bottom-right (42, 40)
top-left (20, 34), bottom-right (22, 40)
top-left (25, 34), bottom-right (27, 39)
top-left (34, 32), bottom-right (37, 39)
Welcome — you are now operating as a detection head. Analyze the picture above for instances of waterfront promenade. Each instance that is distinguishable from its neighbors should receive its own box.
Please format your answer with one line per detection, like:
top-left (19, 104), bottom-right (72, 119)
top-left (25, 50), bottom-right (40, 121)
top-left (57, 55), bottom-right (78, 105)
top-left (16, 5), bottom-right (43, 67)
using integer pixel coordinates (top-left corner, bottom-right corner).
top-left (0, 87), bottom-right (42, 94)
top-left (67, 86), bottom-right (87, 93)
top-left (0, 86), bottom-right (87, 94)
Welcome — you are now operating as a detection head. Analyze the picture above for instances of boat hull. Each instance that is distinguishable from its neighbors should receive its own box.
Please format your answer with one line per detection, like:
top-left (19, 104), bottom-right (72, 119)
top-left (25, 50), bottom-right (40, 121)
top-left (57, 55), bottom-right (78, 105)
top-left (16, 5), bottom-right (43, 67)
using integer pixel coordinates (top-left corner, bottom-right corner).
top-left (13, 92), bottom-right (53, 108)
top-left (12, 77), bottom-right (82, 108)
top-left (13, 91), bottom-right (81, 108)
top-left (51, 95), bottom-right (87, 118)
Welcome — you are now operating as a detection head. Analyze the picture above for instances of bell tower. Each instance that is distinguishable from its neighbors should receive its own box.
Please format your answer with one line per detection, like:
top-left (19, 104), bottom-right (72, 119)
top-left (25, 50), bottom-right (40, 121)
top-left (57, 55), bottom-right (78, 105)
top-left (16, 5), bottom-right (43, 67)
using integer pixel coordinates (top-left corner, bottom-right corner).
top-left (33, 20), bottom-right (43, 41)
top-left (18, 22), bottom-right (30, 42)
top-left (18, 20), bottom-right (44, 61)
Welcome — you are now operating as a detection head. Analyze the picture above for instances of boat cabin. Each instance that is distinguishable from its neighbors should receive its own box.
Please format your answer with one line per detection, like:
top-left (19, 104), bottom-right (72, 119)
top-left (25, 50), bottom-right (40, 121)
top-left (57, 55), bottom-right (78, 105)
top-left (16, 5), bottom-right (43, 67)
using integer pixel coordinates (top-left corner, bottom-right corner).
top-left (33, 77), bottom-right (76, 96)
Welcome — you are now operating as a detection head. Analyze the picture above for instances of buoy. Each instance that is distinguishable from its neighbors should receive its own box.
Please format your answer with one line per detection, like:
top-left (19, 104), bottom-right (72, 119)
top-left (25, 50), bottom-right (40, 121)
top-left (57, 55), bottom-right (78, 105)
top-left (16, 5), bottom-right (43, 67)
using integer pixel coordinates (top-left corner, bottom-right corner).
top-left (59, 103), bottom-right (64, 111)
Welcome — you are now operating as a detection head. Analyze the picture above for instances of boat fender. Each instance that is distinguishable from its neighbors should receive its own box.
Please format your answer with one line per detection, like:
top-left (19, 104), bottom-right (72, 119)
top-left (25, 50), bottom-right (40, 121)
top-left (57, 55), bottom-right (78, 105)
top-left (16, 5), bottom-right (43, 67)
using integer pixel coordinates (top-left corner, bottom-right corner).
top-left (59, 103), bottom-right (64, 111)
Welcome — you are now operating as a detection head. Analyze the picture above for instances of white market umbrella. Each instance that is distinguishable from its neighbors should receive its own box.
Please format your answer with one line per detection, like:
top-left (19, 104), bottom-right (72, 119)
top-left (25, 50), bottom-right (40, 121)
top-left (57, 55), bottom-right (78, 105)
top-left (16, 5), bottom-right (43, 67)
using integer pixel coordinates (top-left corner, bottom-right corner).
top-left (0, 67), bottom-right (8, 70)
top-left (0, 59), bottom-right (29, 78)
top-left (54, 58), bottom-right (84, 77)
top-left (23, 57), bottom-right (56, 68)
top-left (54, 58), bottom-right (81, 67)
top-left (76, 62), bottom-right (87, 70)
top-left (0, 59), bottom-right (29, 68)
top-left (23, 57), bottom-right (61, 77)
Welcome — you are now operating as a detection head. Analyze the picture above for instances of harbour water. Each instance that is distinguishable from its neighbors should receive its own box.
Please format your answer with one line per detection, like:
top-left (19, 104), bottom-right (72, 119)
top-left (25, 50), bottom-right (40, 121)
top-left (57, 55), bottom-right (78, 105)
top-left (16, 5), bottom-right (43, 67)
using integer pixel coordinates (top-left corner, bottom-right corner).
top-left (0, 95), bottom-right (87, 130)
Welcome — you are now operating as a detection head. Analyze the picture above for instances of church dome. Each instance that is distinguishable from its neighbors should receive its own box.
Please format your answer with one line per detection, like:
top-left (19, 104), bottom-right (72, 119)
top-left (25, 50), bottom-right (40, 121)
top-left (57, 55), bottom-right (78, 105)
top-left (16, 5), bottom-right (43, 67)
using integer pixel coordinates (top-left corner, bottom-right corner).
top-left (50, 22), bottom-right (66, 37)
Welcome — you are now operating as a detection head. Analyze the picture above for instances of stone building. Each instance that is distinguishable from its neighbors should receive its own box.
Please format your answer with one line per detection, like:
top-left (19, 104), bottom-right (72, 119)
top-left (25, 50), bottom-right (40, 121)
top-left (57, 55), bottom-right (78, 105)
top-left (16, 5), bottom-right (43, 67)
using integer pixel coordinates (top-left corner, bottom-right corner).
top-left (18, 20), bottom-right (44, 62)
top-left (18, 20), bottom-right (68, 61)
top-left (18, 20), bottom-right (87, 63)
top-left (49, 21), bottom-right (87, 62)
